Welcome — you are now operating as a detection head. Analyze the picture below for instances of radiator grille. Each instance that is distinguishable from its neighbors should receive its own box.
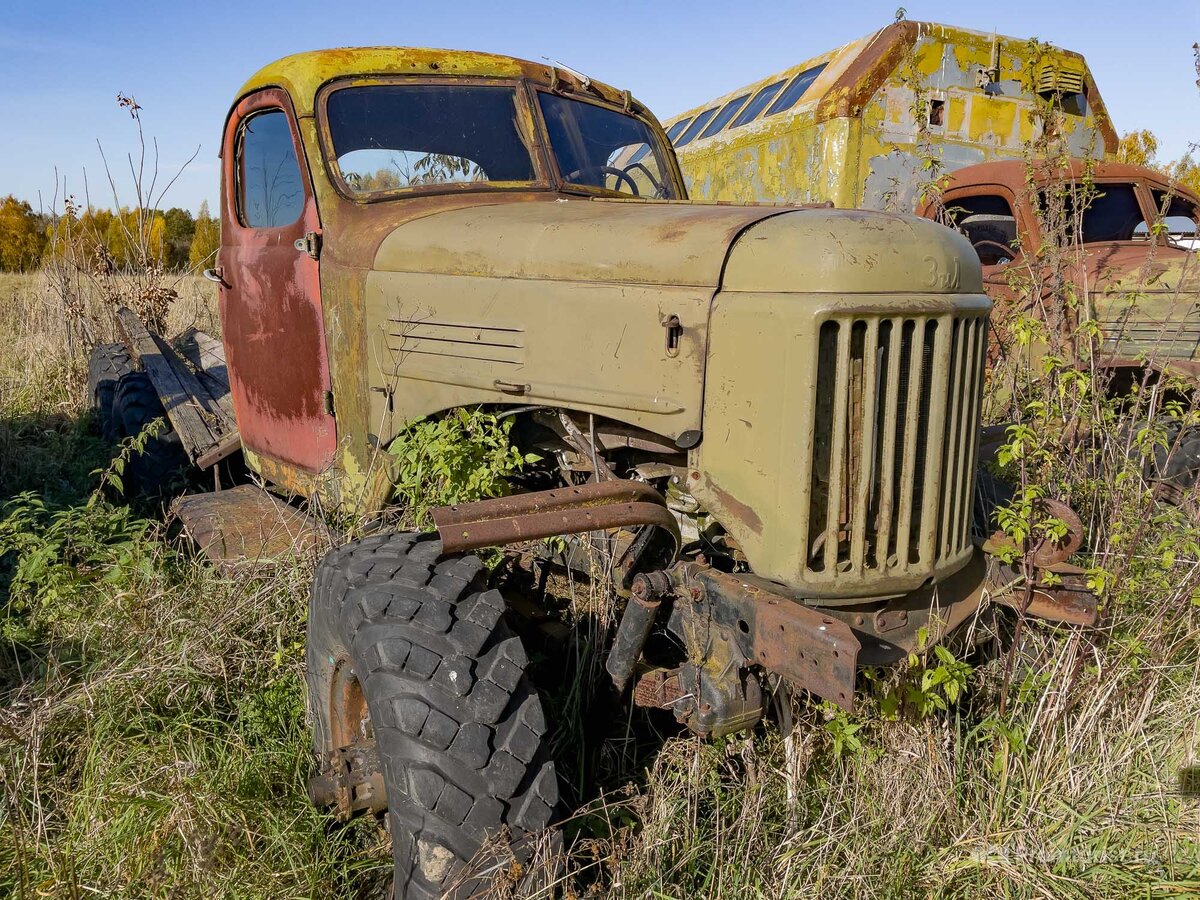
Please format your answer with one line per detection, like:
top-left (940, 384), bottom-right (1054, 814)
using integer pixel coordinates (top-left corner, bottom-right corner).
top-left (803, 313), bottom-right (986, 581)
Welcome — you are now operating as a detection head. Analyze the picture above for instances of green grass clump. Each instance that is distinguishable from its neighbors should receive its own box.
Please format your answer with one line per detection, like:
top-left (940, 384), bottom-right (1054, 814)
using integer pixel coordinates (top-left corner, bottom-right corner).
top-left (0, 487), bottom-right (393, 897)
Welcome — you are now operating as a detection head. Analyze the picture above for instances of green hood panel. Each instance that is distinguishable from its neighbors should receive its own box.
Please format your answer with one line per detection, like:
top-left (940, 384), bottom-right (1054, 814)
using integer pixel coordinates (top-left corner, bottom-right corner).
top-left (373, 198), bottom-right (786, 288)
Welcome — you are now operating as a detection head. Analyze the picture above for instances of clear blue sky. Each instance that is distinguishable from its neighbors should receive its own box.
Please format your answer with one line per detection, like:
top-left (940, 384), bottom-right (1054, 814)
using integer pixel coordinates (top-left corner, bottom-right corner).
top-left (2, 0), bottom-right (1197, 214)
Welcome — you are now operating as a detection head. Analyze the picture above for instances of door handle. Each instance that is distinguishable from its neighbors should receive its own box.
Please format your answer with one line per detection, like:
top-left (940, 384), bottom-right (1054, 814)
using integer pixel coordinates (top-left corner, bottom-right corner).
top-left (202, 267), bottom-right (229, 288)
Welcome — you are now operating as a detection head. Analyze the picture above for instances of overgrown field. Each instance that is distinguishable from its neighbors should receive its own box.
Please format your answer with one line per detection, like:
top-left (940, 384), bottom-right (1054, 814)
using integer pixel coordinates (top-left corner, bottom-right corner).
top-left (2, 267), bottom-right (1199, 900)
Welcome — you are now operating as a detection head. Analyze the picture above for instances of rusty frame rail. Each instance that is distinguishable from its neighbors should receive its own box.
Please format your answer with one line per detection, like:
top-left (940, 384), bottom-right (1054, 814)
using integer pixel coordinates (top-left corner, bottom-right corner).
top-left (688, 565), bottom-right (861, 711)
top-left (431, 480), bottom-right (681, 555)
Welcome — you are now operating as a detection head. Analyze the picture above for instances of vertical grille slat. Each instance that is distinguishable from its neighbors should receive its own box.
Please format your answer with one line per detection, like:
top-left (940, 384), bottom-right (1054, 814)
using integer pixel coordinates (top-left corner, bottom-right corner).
top-left (850, 319), bottom-right (879, 573)
top-left (894, 320), bottom-right (925, 571)
top-left (823, 323), bottom-right (853, 574)
top-left (872, 321), bottom-right (903, 568)
top-left (918, 319), bottom-right (952, 564)
top-left (939, 319), bottom-right (968, 559)
top-left (957, 319), bottom-right (987, 547)
top-left (947, 318), bottom-right (979, 557)
top-left (802, 310), bottom-right (986, 586)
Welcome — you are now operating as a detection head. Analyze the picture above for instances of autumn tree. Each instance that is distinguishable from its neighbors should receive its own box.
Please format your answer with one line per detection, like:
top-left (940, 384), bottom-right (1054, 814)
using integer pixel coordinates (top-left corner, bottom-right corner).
top-left (1168, 156), bottom-right (1200, 196)
top-left (0, 195), bottom-right (47, 271)
top-left (1117, 129), bottom-right (1159, 167)
top-left (162, 207), bottom-right (195, 269)
top-left (1116, 129), bottom-right (1200, 195)
top-left (189, 200), bottom-right (219, 269)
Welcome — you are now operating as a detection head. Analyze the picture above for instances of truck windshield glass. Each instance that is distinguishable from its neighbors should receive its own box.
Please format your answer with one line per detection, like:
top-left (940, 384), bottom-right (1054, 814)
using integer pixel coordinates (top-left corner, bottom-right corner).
top-left (1043, 183), bottom-right (1149, 243)
top-left (325, 85), bottom-right (536, 195)
top-left (539, 93), bottom-right (678, 198)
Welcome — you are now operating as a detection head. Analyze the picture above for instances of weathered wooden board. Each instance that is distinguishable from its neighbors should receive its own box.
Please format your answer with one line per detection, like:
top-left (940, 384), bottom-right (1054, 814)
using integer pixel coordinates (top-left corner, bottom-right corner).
top-left (173, 328), bottom-right (236, 424)
top-left (172, 485), bottom-right (332, 568)
top-left (116, 307), bottom-right (241, 466)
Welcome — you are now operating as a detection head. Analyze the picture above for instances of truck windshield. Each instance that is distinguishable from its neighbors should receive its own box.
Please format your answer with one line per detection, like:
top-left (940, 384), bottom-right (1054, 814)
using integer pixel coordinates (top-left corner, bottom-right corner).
top-left (324, 84), bottom-right (537, 195)
top-left (538, 93), bottom-right (678, 199)
top-left (1042, 183), bottom-right (1152, 244)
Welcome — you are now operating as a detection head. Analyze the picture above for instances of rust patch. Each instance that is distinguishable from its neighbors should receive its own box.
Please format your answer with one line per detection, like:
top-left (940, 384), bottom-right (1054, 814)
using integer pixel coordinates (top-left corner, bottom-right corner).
top-left (817, 20), bottom-right (918, 121)
top-left (704, 476), bottom-right (764, 535)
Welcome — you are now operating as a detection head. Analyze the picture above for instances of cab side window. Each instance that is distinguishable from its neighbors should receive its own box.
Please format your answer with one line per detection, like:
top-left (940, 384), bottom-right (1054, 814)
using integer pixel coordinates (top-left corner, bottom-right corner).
top-left (946, 194), bottom-right (1019, 265)
top-left (237, 110), bottom-right (305, 228)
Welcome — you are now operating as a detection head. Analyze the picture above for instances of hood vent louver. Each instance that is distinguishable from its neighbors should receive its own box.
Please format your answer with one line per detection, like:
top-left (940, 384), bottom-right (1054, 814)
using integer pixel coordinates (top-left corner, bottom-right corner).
top-left (1035, 59), bottom-right (1086, 99)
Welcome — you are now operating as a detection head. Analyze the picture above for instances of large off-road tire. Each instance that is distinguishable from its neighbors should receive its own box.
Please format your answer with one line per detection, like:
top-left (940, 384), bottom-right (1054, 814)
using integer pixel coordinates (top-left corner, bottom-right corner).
top-left (87, 342), bottom-right (134, 441)
top-left (112, 371), bottom-right (189, 498)
top-left (308, 533), bottom-right (559, 900)
top-left (1147, 420), bottom-right (1200, 495)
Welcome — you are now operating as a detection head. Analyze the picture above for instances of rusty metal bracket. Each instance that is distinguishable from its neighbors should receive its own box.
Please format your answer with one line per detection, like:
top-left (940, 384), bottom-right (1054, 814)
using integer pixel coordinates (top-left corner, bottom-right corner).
top-left (681, 566), bottom-right (860, 711)
top-left (746, 584), bottom-right (860, 712)
top-left (431, 480), bottom-right (681, 556)
top-left (308, 740), bottom-right (387, 823)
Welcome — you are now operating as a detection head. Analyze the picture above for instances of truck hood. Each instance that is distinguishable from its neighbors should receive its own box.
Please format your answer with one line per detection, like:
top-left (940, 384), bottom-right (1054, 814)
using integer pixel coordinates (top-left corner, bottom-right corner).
top-left (372, 198), bottom-right (787, 288)
top-left (1083, 243), bottom-right (1200, 363)
top-left (373, 198), bottom-right (983, 295)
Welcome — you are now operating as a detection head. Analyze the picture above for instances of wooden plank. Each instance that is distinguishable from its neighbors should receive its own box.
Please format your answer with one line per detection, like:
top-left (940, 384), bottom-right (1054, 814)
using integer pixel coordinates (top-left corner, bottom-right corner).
top-left (159, 334), bottom-right (237, 435)
top-left (173, 328), bottom-right (237, 431)
top-left (117, 306), bottom-right (222, 462)
top-left (195, 430), bottom-right (243, 469)
top-left (172, 485), bottom-right (332, 569)
top-left (174, 328), bottom-right (229, 388)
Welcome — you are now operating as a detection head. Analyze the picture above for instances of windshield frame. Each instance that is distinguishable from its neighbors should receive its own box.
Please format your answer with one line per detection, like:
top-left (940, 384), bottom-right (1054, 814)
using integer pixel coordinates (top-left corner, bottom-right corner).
top-left (530, 86), bottom-right (685, 200)
top-left (315, 75), bottom-right (553, 203)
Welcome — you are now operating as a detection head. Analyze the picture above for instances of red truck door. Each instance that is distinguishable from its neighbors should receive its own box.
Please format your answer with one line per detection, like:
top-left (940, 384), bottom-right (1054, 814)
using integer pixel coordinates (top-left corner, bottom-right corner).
top-left (218, 88), bottom-right (336, 473)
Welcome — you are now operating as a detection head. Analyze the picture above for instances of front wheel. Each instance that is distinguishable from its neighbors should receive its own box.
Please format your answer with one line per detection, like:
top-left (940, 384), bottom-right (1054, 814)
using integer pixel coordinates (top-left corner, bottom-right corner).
top-left (308, 533), bottom-right (558, 899)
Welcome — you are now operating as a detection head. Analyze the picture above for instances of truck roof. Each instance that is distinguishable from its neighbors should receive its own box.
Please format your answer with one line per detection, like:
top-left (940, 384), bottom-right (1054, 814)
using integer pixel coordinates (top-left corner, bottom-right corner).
top-left (236, 47), bottom-right (632, 116)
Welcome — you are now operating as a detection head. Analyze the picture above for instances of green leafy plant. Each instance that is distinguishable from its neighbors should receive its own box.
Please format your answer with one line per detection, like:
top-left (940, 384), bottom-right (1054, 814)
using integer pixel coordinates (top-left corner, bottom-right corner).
top-left (386, 407), bottom-right (536, 528)
top-left (822, 703), bottom-right (864, 758)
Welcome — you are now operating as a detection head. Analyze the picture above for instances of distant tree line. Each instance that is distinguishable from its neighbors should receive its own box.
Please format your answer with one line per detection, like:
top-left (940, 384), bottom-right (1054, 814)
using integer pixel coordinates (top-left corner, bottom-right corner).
top-left (0, 196), bottom-right (220, 273)
top-left (1115, 130), bottom-right (1200, 195)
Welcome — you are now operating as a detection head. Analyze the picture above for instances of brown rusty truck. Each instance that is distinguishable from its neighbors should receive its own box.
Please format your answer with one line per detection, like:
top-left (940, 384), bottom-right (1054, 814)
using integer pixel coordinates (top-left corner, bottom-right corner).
top-left (87, 48), bottom-right (1094, 897)
top-left (921, 160), bottom-right (1200, 389)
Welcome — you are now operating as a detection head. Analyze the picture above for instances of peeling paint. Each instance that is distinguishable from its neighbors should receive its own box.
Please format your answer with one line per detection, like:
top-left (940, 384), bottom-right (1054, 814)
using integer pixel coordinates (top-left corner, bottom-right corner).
top-left (670, 20), bottom-right (1116, 212)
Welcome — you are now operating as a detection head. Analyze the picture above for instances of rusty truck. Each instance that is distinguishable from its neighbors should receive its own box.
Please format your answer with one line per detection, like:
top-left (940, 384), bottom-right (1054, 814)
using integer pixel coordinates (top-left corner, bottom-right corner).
top-left (87, 48), bottom-right (1093, 897)
top-left (922, 160), bottom-right (1200, 389)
